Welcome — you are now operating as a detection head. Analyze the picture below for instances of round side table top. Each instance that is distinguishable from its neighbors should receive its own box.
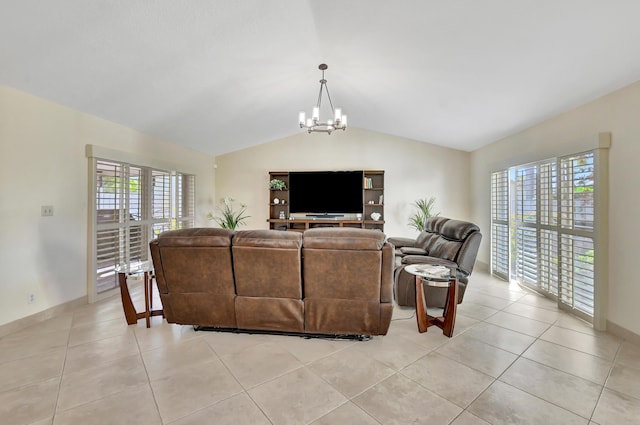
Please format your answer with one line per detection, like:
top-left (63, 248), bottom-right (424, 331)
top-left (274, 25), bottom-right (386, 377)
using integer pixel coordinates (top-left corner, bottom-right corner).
top-left (404, 264), bottom-right (454, 287)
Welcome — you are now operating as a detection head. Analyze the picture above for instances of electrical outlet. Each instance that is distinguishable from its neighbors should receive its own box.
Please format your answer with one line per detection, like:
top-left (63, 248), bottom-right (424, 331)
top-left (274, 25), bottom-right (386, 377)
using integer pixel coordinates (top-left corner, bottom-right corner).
top-left (41, 205), bottom-right (54, 216)
top-left (28, 293), bottom-right (36, 304)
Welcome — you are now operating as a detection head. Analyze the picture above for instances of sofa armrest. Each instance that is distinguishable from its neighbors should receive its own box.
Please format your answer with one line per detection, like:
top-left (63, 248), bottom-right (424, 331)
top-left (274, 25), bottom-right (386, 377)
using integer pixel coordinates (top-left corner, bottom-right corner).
top-left (387, 237), bottom-right (416, 249)
top-left (402, 255), bottom-right (457, 269)
top-left (399, 247), bottom-right (427, 256)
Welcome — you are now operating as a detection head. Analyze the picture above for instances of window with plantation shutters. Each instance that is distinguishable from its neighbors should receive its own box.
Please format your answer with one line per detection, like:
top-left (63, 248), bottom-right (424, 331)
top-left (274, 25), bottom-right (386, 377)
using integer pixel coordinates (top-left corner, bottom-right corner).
top-left (93, 159), bottom-right (195, 294)
top-left (490, 150), bottom-right (600, 323)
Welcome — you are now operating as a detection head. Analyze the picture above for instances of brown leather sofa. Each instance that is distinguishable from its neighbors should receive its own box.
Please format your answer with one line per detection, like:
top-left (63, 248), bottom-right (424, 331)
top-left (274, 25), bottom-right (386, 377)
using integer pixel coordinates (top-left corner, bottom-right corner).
top-left (150, 227), bottom-right (393, 337)
top-left (388, 217), bottom-right (482, 307)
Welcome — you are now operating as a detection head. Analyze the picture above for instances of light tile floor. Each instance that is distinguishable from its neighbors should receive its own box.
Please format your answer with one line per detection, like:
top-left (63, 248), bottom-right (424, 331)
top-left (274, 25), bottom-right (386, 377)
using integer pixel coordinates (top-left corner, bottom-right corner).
top-left (1, 271), bottom-right (640, 425)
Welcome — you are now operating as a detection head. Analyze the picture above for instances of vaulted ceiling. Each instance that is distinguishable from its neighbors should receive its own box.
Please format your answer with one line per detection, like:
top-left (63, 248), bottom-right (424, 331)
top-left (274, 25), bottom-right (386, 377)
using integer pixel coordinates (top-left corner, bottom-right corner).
top-left (2, 1), bottom-right (640, 156)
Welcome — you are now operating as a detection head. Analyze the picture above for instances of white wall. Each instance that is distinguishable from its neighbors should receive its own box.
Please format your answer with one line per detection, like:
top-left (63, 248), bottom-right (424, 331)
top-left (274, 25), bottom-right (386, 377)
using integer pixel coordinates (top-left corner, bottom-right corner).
top-left (213, 127), bottom-right (471, 239)
top-left (470, 80), bottom-right (640, 335)
top-left (0, 85), bottom-right (216, 327)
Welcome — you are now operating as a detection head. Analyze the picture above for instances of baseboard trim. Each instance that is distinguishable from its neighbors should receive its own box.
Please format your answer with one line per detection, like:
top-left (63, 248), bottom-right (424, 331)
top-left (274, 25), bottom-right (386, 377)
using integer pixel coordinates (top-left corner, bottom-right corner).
top-left (475, 260), bottom-right (489, 273)
top-left (0, 296), bottom-right (87, 338)
top-left (607, 320), bottom-right (640, 345)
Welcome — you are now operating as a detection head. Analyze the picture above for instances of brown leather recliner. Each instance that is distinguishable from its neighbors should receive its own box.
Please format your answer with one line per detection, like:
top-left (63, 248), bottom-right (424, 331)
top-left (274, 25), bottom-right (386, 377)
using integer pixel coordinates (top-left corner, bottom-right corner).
top-left (150, 228), bottom-right (237, 327)
top-left (232, 230), bottom-right (304, 332)
top-left (150, 227), bottom-right (393, 336)
top-left (302, 228), bottom-right (394, 336)
top-left (389, 217), bottom-right (482, 307)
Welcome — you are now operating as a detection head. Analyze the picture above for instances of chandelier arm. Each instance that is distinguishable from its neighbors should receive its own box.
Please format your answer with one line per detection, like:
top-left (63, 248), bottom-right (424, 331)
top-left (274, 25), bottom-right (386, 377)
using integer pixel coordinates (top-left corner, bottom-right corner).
top-left (324, 84), bottom-right (336, 115)
top-left (316, 82), bottom-right (324, 110)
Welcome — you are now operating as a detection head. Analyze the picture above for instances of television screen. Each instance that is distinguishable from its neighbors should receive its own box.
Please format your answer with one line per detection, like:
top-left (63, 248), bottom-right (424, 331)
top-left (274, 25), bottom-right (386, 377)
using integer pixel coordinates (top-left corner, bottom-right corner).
top-left (289, 171), bottom-right (363, 215)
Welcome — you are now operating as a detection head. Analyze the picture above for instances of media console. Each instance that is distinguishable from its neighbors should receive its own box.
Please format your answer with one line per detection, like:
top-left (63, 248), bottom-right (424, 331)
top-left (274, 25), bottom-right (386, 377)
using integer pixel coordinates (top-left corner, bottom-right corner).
top-left (267, 170), bottom-right (384, 232)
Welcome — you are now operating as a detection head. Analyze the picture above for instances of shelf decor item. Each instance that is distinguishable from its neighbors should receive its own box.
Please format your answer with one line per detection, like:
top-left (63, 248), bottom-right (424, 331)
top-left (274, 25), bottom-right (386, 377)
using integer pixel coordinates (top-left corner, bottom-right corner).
top-left (371, 212), bottom-right (381, 221)
top-left (269, 179), bottom-right (287, 190)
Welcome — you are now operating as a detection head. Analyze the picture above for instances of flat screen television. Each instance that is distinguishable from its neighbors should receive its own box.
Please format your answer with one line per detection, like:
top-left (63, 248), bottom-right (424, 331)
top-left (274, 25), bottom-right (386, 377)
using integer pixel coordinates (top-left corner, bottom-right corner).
top-left (289, 171), bottom-right (363, 216)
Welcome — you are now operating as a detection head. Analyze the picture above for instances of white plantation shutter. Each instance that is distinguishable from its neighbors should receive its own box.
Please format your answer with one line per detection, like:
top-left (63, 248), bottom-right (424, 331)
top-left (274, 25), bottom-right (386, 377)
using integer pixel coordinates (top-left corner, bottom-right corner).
top-left (514, 165), bottom-right (538, 286)
top-left (491, 170), bottom-right (509, 279)
top-left (175, 173), bottom-right (196, 229)
top-left (559, 152), bottom-right (595, 316)
top-left (93, 160), bottom-right (195, 294)
top-left (538, 161), bottom-right (558, 295)
top-left (152, 170), bottom-right (172, 237)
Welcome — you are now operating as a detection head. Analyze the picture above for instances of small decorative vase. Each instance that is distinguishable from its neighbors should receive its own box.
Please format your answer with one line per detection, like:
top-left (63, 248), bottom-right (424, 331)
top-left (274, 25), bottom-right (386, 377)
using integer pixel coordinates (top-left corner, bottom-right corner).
top-left (274, 198), bottom-right (279, 204)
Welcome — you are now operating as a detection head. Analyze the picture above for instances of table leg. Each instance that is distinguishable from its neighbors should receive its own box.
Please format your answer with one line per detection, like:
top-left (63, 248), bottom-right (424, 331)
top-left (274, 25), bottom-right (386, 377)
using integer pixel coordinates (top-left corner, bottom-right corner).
top-left (415, 276), bottom-right (429, 333)
top-left (143, 271), bottom-right (151, 328)
top-left (441, 277), bottom-right (458, 337)
top-left (119, 272), bottom-right (138, 325)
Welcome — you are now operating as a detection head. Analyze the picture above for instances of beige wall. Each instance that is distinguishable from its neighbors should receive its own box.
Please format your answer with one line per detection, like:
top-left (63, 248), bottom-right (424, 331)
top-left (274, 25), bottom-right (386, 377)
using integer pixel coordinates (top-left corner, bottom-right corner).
top-left (470, 80), bottom-right (640, 335)
top-left (0, 85), bottom-right (216, 327)
top-left (214, 127), bottom-right (472, 239)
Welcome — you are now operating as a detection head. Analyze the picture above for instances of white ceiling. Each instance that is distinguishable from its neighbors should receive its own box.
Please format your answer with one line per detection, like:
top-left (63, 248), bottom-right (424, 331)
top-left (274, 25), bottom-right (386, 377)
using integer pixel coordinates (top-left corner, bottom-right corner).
top-left (2, 1), bottom-right (640, 156)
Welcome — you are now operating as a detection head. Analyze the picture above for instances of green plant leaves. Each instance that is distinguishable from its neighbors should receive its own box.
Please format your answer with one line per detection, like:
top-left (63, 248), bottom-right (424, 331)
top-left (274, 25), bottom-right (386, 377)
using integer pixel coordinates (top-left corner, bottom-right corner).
top-left (408, 197), bottom-right (439, 232)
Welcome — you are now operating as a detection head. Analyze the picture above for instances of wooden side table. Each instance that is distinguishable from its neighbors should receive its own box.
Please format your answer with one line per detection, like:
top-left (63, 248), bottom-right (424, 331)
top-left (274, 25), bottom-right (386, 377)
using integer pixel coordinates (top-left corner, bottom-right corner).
top-left (117, 261), bottom-right (163, 328)
top-left (404, 264), bottom-right (458, 337)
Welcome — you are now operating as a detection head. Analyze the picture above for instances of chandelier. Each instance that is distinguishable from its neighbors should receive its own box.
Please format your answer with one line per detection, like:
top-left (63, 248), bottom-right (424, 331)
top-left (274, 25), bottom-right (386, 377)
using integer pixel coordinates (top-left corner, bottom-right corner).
top-left (298, 64), bottom-right (347, 134)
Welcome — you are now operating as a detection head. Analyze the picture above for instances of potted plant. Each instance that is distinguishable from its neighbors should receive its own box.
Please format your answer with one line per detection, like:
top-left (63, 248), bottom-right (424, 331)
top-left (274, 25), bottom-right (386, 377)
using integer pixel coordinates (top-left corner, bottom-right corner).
top-left (408, 197), bottom-right (439, 232)
top-left (207, 197), bottom-right (250, 230)
top-left (269, 179), bottom-right (287, 190)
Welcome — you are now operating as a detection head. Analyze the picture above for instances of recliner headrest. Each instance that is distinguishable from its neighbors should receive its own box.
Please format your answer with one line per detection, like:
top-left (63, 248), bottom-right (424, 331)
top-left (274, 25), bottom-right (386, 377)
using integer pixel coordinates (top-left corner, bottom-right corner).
top-left (156, 228), bottom-right (235, 247)
top-left (303, 227), bottom-right (385, 250)
top-left (233, 229), bottom-right (302, 249)
top-left (424, 216), bottom-right (449, 233)
top-left (440, 220), bottom-right (480, 241)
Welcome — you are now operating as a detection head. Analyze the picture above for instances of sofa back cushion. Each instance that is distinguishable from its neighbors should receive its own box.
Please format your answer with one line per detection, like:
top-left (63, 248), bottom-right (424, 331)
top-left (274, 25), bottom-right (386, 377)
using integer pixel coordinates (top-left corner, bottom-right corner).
top-left (153, 228), bottom-right (235, 294)
top-left (303, 228), bottom-right (384, 300)
top-left (150, 228), bottom-right (237, 326)
top-left (232, 230), bottom-right (303, 299)
top-left (416, 217), bottom-right (450, 253)
top-left (428, 219), bottom-right (481, 272)
top-left (302, 228), bottom-right (389, 335)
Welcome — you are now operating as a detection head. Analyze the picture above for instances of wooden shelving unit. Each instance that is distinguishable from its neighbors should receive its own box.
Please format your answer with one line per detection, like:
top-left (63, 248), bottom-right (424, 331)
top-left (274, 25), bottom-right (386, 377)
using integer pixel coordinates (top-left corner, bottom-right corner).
top-left (267, 170), bottom-right (385, 232)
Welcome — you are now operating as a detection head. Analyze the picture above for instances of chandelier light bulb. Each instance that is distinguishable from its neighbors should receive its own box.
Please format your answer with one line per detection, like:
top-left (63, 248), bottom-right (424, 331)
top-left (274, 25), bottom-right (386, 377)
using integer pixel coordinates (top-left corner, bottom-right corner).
top-left (298, 111), bottom-right (306, 126)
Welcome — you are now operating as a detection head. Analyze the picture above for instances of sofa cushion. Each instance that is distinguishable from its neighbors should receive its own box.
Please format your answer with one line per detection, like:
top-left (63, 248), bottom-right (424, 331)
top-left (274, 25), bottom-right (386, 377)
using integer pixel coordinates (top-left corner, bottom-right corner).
top-left (399, 246), bottom-right (427, 256)
top-left (233, 229), bottom-right (303, 299)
